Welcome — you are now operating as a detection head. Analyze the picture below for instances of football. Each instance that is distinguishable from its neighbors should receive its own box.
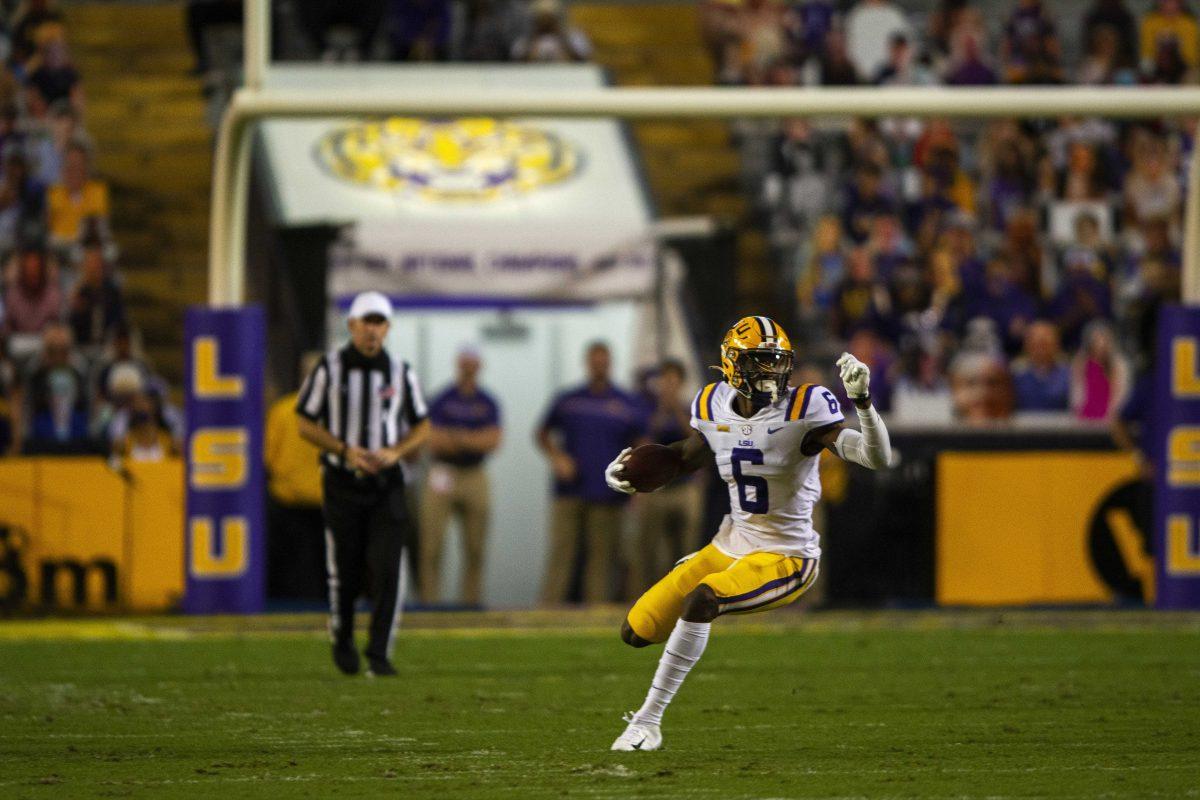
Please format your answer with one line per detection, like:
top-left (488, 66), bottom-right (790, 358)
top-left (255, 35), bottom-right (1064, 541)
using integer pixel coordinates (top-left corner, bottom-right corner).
top-left (620, 444), bottom-right (683, 493)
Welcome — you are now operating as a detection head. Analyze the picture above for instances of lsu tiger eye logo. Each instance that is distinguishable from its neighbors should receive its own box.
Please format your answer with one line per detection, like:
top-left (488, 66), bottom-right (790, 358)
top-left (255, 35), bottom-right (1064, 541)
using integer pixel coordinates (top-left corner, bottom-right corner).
top-left (315, 117), bottom-right (579, 202)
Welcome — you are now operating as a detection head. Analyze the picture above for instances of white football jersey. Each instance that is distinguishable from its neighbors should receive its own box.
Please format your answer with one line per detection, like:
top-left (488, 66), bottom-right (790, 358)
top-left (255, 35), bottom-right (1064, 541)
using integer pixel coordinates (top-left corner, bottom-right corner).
top-left (691, 380), bottom-right (844, 559)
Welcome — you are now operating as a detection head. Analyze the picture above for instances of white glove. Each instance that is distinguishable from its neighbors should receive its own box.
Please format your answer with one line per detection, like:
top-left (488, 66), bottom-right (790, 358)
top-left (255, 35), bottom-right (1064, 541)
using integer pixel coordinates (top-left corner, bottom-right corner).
top-left (605, 447), bottom-right (635, 494)
top-left (836, 352), bottom-right (870, 399)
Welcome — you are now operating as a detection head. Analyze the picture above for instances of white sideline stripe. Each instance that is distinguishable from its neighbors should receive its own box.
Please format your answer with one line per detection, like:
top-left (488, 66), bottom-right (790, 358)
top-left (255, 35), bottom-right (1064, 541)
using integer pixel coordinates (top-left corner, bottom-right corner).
top-left (324, 527), bottom-right (339, 642)
top-left (385, 546), bottom-right (407, 659)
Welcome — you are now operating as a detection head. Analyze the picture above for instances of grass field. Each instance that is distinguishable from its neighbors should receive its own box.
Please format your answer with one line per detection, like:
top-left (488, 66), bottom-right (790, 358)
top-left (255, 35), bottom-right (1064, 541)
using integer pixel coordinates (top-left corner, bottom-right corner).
top-left (1, 610), bottom-right (1198, 799)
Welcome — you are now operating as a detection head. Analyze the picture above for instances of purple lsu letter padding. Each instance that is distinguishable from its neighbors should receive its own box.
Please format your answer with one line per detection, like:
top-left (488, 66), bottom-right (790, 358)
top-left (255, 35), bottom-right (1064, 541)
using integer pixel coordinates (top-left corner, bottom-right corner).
top-left (1154, 305), bottom-right (1200, 609)
top-left (183, 306), bottom-right (266, 613)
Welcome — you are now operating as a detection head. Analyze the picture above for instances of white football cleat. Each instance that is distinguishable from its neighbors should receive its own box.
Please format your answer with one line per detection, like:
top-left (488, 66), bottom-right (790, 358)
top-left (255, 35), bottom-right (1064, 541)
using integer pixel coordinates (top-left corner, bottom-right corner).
top-left (610, 712), bottom-right (662, 752)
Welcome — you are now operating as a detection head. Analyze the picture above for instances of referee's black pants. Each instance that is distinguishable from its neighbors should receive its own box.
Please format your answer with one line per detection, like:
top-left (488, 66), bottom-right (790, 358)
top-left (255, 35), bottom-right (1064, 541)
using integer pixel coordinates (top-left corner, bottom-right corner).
top-left (321, 467), bottom-right (412, 662)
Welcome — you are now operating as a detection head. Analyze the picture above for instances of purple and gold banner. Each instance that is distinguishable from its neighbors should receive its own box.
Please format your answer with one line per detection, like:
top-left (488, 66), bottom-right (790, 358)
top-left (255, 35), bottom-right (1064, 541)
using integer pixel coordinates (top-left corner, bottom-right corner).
top-left (1154, 305), bottom-right (1200, 609)
top-left (183, 307), bottom-right (266, 614)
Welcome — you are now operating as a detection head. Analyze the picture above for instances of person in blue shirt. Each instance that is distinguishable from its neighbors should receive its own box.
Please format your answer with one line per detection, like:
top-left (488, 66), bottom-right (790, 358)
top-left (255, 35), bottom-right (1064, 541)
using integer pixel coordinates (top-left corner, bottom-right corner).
top-left (537, 341), bottom-right (646, 604)
top-left (419, 346), bottom-right (502, 607)
top-left (1011, 320), bottom-right (1072, 412)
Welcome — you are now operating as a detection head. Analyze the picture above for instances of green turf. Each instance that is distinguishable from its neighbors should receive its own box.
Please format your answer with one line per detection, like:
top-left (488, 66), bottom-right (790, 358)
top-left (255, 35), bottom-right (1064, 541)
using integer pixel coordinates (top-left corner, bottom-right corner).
top-left (1, 615), bottom-right (1198, 799)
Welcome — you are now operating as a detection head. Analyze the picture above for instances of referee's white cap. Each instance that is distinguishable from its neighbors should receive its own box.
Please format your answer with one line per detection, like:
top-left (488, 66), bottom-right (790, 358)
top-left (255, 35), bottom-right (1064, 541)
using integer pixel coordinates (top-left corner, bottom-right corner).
top-left (348, 291), bottom-right (394, 320)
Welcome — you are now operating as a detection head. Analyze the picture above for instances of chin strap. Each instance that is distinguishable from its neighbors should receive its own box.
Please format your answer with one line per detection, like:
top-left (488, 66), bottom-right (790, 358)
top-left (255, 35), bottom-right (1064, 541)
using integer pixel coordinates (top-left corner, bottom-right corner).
top-left (834, 402), bottom-right (892, 470)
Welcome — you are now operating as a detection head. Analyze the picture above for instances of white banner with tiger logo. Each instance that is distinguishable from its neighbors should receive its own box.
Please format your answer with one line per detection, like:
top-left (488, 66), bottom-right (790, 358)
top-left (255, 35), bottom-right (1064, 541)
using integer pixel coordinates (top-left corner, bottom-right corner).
top-left (257, 65), bottom-right (656, 301)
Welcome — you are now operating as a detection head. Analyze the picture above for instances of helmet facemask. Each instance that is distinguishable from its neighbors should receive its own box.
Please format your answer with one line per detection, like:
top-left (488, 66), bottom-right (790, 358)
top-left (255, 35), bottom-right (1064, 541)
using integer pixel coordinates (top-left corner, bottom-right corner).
top-left (734, 349), bottom-right (793, 404)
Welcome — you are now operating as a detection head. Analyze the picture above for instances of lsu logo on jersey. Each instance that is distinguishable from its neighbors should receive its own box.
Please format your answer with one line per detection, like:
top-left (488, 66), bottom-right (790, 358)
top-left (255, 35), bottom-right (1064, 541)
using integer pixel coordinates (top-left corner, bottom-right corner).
top-left (315, 117), bottom-right (579, 202)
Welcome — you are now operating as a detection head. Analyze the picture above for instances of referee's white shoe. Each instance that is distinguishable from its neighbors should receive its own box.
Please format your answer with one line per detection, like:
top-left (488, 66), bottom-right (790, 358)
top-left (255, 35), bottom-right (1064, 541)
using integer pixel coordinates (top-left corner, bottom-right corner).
top-left (610, 713), bottom-right (662, 751)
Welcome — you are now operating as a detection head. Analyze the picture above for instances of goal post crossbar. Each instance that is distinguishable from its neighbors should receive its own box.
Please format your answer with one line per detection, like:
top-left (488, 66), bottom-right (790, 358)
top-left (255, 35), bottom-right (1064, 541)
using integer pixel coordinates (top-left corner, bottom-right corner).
top-left (208, 85), bottom-right (1200, 306)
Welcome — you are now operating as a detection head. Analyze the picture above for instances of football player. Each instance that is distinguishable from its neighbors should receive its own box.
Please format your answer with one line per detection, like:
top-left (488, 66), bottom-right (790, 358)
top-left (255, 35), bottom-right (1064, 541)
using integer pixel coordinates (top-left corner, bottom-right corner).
top-left (604, 316), bottom-right (892, 751)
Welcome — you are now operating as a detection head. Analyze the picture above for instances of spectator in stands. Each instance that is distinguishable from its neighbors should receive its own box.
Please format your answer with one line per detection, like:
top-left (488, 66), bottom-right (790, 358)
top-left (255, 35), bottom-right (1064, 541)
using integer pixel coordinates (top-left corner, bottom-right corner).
top-left (1058, 141), bottom-right (1109, 202)
top-left (914, 122), bottom-right (975, 214)
top-left (67, 237), bottom-right (124, 354)
top-left (1116, 217), bottom-right (1180, 312)
top-left (999, 207), bottom-right (1045, 298)
top-left (1083, 0), bottom-right (1138, 68)
top-left (460, 0), bottom-right (529, 62)
top-left (1058, 211), bottom-right (1114, 285)
top-left (943, 27), bottom-right (997, 85)
top-left (842, 162), bottom-right (893, 244)
top-left (264, 352), bottom-right (326, 601)
top-left (866, 213), bottom-right (909, 285)
top-left (949, 351), bottom-right (1014, 423)
top-left (117, 390), bottom-right (176, 462)
top-left (984, 136), bottom-right (1035, 232)
top-left (797, 214), bottom-right (845, 316)
top-left (10, 0), bottom-right (66, 68)
top-left (928, 0), bottom-right (970, 59)
top-left (723, 0), bottom-right (787, 84)
top-left (21, 321), bottom-right (89, 453)
top-left (0, 334), bottom-right (18, 453)
top-left (830, 246), bottom-right (893, 339)
top-left (845, 0), bottom-right (910, 81)
top-left (874, 32), bottom-right (936, 86)
top-left (2, 244), bottom-right (59, 335)
top-left (47, 141), bottom-right (108, 247)
top-left (1011, 320), bottom-right (1071, 412)
top-left (1001, 0), bottom-right (1064, 84)
top-left (818, 27), bottom-right (861, 86)
top-left (966, 257), bottom-right (1038, 356)
top-left (295, 0), bottom-right (385, 61)
top-left (20, 98), bottom-right (68, 187)
top-left (783, 0), bottom-right (836, 67)
top-left (91, 322), bottom-right (148, 406)
top-left (1123, 133), bottom-right (1181, 228)
top-left (512, 0), bottom-right (591, 63)
top-left (1139, 0), bottom-right (1199, 73)
top-left (1144, 34), bottom-right (1195, 83)
top-left (389, 0), bottom-right (451, 61)
top-left (90, 358), bottom-right (141, 444)
top-left (762, 119), bottom-right (828, 249)
top-left (632, 359), bottom-right (701, 593)
top-left (892, 336), bottom-right (953, 422)
top-left (0, 152), bottom-right (45, 253)
top-left (26, 39), bottom-right (81, 112)
top-left (1078, 23), bottom-right (1138, 85)
top-left (1070, 320), bottom-right (1130, 421)
top-left (926, 246), bottom-right (969, 336)
top-left (536, 341), bottom-right (645, 605)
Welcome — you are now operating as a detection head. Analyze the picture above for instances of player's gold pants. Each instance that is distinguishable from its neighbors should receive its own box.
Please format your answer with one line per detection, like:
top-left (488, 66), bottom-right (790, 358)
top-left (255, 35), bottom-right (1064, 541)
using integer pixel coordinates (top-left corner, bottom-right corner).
top-left (625, 543), bottom-right (820, 643)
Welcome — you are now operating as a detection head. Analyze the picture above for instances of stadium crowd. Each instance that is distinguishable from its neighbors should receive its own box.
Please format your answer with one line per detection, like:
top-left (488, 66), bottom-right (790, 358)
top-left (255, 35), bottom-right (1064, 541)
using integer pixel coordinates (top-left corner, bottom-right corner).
top-left (711, 0), bottom-right (1187, 427)
top-left (0, 0), bottom-right (181, 459)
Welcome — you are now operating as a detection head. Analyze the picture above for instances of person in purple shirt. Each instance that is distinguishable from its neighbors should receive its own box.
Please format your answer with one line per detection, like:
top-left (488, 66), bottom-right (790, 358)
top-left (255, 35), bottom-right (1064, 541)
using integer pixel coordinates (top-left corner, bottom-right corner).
top-left (537, 341), bottom-right (646, 605)
top-left (1011, 320), bottom-right (1072, 411)
top-left (419, 346), bottom-right (502, 608)
top-left (842, 162), bottom-right (895, 244)
top-left (965, 259), bottom-right (1039, 355)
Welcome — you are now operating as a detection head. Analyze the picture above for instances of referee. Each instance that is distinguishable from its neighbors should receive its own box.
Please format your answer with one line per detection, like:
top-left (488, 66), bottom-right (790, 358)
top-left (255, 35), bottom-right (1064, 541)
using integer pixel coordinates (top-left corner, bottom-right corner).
top-left (295, 291), bottom-right (430, 677)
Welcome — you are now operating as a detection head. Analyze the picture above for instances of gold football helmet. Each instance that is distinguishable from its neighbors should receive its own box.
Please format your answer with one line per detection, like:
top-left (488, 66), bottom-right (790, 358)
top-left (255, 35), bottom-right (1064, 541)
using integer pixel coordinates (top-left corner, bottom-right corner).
top-left (719, 316), bottom-right (794, 403)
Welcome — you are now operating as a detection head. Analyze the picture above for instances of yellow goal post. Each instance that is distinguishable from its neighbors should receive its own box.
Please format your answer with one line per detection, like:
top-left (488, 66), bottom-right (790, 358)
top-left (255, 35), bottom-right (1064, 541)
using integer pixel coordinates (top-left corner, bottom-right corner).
top-left (209, 0), bottom-right (1200, 308)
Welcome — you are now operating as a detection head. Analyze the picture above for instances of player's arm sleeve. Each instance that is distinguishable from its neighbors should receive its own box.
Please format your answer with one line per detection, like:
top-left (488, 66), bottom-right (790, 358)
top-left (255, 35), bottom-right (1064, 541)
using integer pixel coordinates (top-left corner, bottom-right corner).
top-left (295, 358), bottom-right (328, 423)
top-left (834, 402), bottom-right (892, 470)
top-left (401, 363), bottom-right (428, 427)
top-left (688, 384), bottom-right (711, 432)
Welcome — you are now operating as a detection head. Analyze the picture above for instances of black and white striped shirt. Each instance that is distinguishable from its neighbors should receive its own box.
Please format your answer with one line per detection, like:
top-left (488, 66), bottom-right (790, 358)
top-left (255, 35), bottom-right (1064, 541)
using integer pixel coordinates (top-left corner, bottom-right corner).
top-left (296, 345), bottom-right (427, 472)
